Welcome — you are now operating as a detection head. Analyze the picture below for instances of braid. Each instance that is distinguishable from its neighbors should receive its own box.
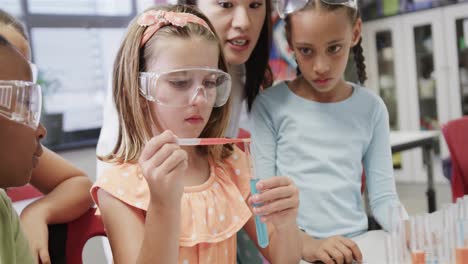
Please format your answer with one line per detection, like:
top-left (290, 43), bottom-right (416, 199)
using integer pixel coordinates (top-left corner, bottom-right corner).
top-left (285, 16), bottom-right (302, 77)
top-left (352, 37), bottom-right (367, 84)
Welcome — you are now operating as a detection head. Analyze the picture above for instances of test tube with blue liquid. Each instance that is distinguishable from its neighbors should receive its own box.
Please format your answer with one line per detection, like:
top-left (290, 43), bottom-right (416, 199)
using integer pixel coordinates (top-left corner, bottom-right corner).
top-left (244, 141), bottom-right (269, 248)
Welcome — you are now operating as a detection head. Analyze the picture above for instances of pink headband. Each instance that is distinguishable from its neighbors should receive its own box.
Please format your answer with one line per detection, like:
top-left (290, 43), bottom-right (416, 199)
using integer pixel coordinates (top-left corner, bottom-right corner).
top-left (137, 10), bottom-right (214, 48)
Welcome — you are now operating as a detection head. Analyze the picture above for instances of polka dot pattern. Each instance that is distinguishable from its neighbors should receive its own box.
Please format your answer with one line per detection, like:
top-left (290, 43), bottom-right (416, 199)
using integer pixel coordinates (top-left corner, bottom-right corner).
top-left (90, 146), bottom-right (252, 263)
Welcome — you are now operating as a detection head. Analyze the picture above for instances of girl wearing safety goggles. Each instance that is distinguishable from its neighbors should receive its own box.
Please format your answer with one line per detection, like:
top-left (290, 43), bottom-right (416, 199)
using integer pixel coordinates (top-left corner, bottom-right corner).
top-left (96, 0), bottom-right (273, 261)
top-left (1, 10), bottom-right (94, 264)
top-left (0, 38), bottom-right (45, 189)
top-left (91, 4), bottom-right (302, 264)
top-left (251, 0), bottom-right (407, 263)
top-left (0, 36), bottom-right (42, 264)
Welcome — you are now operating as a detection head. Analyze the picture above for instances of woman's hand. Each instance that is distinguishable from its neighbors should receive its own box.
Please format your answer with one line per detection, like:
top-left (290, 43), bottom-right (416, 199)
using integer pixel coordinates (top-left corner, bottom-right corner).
top-left (303, 235), bottom-right (363, 264)
top-left (138, 130), bottom-right (188, 208)
top-left (20, 209), bottom-right (51, 264)
top-left (248, 176), bottom-right (299, 231)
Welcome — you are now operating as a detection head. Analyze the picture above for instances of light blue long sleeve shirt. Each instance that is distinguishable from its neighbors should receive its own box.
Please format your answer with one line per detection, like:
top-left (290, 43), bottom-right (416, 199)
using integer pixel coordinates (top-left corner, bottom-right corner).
top-left (250, 81), bottom-right (402, 239)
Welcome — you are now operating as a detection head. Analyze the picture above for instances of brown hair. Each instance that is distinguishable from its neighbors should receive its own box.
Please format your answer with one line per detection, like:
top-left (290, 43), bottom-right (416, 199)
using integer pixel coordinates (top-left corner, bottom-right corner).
top-left (100, 4), bottom-right (232, 164)
top-left (178, 0), bottom-right (273, 111)
top-left (0, 9), bottom-right (29, 40)
top-left (285, 0), bottom-right (367, 84)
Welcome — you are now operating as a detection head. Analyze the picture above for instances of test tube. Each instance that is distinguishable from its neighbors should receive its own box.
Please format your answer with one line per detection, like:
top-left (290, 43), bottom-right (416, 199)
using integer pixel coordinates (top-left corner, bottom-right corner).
top-left (177, 137), bottom-right (250, 146)
top-left (398, 205), bottom-right (409, 263)
top-left (456, 220), bottom-right (468, 264)
top-left (463, 195), bottom-right (468, 218)
top-left (436, 243), bottom-right (447, 264)
top-left (410, 216), bottom-right (426, 264)
top-left (457, 198), bottom-right (465, 220)
top-left (449, 203), bottom-right (459, 264)
top-left (430, 209), bottom-right (448, 264)
top-left (386, 234), bottom-right (395, 264)
top-left (389, 204), bottom-right (407, 262)
top-left (442, 228), bottom-right (452, 264)
top-left (423, 214), bottom-right (434, 263)
top-left (244, 141), bottom-right (269, 248)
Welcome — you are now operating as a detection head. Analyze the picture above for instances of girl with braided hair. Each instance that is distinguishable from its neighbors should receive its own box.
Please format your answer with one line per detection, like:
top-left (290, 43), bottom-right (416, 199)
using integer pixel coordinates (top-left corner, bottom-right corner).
top-left (250, 0), bottom-right (407, 263)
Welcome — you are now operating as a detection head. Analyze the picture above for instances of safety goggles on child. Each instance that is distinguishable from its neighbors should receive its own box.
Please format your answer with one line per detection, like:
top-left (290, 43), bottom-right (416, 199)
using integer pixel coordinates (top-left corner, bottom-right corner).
top-left (139, 67), bottom-right (231, 108)
top-left (0, 80), bottom-right (42, 129)
top-left (29, 62), bottom-right (38, 83)
top-left (274, 0), bottom-right (358, 18)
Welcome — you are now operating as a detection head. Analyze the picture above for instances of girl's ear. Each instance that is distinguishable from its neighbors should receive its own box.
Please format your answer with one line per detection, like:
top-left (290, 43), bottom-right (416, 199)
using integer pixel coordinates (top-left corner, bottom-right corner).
top-left (351, 18), bottom-right (362, 47)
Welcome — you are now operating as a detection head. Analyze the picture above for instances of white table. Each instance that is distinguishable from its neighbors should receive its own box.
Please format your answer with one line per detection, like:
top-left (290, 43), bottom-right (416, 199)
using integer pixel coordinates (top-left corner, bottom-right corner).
top-left (390, 130), bottom-right (440, 213)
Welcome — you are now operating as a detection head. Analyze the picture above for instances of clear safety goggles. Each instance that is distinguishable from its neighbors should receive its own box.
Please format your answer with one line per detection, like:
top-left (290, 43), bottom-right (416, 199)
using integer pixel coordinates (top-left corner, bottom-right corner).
top-left (29, 62), bottom-right (38, 83)
top-left (0, 80), bottom-right (42, 129)
top-left (139, 67), bottom-right (232, 108)
top-left (274, 0), bottom-right (358, 18)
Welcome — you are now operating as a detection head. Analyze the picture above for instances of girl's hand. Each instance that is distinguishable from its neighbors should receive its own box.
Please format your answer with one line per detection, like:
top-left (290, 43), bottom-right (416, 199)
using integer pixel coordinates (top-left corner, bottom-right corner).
top-left (20, 209), bottom-right (51, 264)
top-left (248, 176), bottom-right (299, 231)
top-left (303, 235), bottom-right (363, 264)
top-left (139, 130), bottom-right (188, 208)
